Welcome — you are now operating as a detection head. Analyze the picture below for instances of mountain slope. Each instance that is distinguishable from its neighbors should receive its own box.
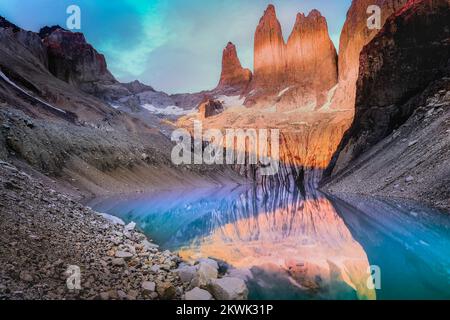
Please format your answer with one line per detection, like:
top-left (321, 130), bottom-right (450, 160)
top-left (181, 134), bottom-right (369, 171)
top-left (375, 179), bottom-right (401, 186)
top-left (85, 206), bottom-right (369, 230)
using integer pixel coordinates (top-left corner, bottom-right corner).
top-left (324, 0), bottom-right (450, 210)
top-left (0, 18), bottom-right (241, 198)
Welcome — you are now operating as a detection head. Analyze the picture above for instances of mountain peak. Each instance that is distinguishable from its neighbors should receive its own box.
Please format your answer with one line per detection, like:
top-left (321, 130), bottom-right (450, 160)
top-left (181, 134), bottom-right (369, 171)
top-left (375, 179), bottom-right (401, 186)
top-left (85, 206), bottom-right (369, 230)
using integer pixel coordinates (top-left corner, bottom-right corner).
top-left (253, 4), bottom-right (286, 88)
top-left (38, 25), bottom-right (65, 39)
top-left (0, 16), bottom-right (20, 32)
top-left (217, 41), bottom-right (252, 90)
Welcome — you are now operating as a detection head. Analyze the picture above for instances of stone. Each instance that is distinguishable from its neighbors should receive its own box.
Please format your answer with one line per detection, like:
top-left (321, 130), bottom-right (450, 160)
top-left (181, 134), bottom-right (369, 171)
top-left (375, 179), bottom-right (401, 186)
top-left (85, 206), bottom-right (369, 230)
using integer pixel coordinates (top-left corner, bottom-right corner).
top-left (124, 222), bottom-right (136, 232)
top-left (405, 176), bottom-right (414, 183)
top-left (99, 292), bottom-right (110, 300)
top-left (150, 265), bottom-right (160, 273)
top-left (19, 271), bottom-right (33, 282)
top-left (117, 290), bottom-right (127, 300)
top-left (115, 251), bottom-right (133, 260)
top-left (217, 42), bottom-right (252, 90)
top-left (185, 287), bottom-right (214, 301)
top-left (142, 281), bottom-right (156, 293)
top-left (197, 258), bottom-right (219, 271)
top-left (177, 265), bottom-right (197, 284)
top-left (142, 239), bottom-right (159, 250)
top-left (198, 99), bottom-right (224, 119)
top-left (192, 262), bottom-right (218, 288)
top-left (208, 277), bottom-right (248, 300)
top-left (111, 258), bottom-right (125, 266)
top-left (156, 282), bottom-right (177, 300)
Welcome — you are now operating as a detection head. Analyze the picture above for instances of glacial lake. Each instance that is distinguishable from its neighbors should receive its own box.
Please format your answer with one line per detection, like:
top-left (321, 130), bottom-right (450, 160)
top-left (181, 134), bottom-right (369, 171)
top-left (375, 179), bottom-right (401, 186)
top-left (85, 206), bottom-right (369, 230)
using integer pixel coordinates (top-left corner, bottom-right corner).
top-left (90, 185), bottom-right (450, 300)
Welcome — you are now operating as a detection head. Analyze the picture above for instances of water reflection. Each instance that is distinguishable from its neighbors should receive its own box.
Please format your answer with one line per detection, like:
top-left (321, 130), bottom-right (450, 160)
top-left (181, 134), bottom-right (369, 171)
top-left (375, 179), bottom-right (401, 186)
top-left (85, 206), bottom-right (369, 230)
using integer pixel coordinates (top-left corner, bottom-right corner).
top-left (90, 185), bottom-right (450, 300)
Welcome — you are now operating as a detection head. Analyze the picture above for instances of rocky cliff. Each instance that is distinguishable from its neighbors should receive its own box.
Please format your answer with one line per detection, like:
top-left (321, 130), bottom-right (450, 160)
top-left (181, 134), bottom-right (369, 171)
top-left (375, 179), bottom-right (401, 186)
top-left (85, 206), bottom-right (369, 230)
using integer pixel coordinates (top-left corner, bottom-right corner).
top-left (217, 42), bottom-right (252, 91)
top-left (324, 0), bottom-right (450, 210)
top-left (285, 10), bottom-right (338, 105)
top-left (331, 0), bottom-right (409, 111)
top-left (252, 4), bottom-right (286, 90)
top-left (247, 5), bottom-right (338, 111)
top-left (40, 27), bottom-right (131, 101)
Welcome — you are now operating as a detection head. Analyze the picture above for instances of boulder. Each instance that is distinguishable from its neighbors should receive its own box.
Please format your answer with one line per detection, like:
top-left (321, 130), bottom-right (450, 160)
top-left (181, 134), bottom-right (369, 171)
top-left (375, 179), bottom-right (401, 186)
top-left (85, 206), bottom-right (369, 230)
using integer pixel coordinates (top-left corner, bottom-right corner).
top-left (177, 265), bottom-right (197, 284)
top-left (141, 281), bottom-right (156, 293)
top-left (208, 277), bottom-right (248, 300)
top-left (198, 99), bottom-right (224, 119)
top-left (185, 287), bottom-right (214, 301)
top-left (115, 251), bottom-right (133, 260)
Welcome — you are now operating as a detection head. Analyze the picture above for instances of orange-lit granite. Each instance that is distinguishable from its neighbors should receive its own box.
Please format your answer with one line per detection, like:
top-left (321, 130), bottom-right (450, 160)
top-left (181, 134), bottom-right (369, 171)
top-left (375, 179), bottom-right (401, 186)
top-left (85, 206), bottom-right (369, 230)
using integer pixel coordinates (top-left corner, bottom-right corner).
top-left (178, 193), bottom-right (375, 300)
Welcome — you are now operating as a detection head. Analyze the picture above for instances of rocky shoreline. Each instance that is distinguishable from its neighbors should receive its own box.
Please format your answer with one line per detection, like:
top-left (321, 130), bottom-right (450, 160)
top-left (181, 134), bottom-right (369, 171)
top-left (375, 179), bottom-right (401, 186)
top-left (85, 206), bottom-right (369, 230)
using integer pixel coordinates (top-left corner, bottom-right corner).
top-left (0, 161), bottom-right (248, 300)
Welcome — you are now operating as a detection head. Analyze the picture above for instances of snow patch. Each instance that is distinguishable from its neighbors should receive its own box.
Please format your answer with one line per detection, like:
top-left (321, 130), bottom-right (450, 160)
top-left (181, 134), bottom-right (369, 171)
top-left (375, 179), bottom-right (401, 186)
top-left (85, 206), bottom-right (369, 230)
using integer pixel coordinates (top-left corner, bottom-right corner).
top-left (318, 85), bottom-right (339, 112)
top-left (97, 212), bottom-right (125, 225)
top-left (277, 86), bottom-right (293, 98)
top-left (216, 95), bottom-right (245, 108)
top-left (141, 104), bottom-right (194, 116)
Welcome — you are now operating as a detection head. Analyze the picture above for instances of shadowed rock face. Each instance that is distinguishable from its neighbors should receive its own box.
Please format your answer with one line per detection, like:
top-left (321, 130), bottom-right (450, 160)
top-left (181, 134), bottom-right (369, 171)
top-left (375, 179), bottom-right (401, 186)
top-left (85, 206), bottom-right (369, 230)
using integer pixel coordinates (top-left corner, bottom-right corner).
top-left (42, 28), bottom-right (116, 86)
top-left (217, 42), bottom-right (252, 90)
top-left (332, 0), bottom-right (409, 111)
top-left (198, 99), bottom-right (224, 119)
top-left (328, 0), bottom-right (450, 174)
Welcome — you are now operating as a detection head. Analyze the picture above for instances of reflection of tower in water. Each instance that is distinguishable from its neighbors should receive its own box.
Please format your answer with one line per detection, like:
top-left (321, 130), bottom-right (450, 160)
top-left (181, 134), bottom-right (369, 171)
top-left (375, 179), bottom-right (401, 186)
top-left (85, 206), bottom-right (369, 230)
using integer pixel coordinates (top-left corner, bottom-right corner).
top-left (177, 185), bottom-right (376, 300)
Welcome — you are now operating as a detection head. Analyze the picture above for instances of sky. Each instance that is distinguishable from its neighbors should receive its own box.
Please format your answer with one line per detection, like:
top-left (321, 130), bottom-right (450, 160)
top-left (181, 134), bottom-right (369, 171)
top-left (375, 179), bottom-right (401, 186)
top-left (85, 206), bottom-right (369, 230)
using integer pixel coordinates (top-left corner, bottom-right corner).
top-left (0, 0), bottom-right (352, 94)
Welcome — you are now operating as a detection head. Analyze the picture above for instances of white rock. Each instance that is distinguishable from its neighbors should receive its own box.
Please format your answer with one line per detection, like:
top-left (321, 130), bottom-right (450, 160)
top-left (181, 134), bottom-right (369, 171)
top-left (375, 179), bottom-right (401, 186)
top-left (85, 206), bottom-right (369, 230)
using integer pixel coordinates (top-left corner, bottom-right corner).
top-left (194, 262), bottom-right (218, 287)
top-left (197, 258), bottom-right (219, 270)
top-left (150, 265), bottom-right (160, 273)
top-left (177, 265), bottom-right (197, 284)
top-left (124, 222), bottom-right (136, 232)
top-left (142, 281), bottom-right (156, 293)
top-left (97, 212), bottom-right (125, 225)
top-left (185, 287), bottom-right (214, 300)
top-left (112, 258), bottom-right (125, 266)
top-left (115, 251), bottom-right (133, 260)
top-left (142, 239), bottom-right (159, 251)
top-left (208, 277), bottom-right (248, 300)
top-left (405, 176), bottom-right (415, 182)
top-left (408, 140), bottom-right (419, 147)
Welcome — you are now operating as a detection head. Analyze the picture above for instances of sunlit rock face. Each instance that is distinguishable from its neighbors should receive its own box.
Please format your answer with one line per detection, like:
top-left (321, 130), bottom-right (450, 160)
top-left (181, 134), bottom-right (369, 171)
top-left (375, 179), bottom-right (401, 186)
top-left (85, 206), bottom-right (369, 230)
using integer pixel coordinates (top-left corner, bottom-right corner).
top-left (177, 4), bottom-right (350, 182)
top-left (177, 188), bottom-right (375, 300)
top-left (285, 10), bottom-right (338, 109)
top-left (252, 4), bottom-right (286, 90)
top-left (331, 0), bottom-right (408, 111)
top-left (217, 42), bottom-right (252, 91)
top-left (247, 5), bottom-right (338, 112)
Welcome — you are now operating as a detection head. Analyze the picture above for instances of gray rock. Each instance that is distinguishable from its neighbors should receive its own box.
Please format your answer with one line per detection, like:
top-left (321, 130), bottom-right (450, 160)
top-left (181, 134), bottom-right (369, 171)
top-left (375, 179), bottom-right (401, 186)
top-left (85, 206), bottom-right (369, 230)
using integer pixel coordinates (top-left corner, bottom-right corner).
top-left (115, 251), bottom-right (133, 260)
top-left (193, 262), bottom-right (218, 288)
top-left (124, 222), bottom-right (136, 232)
top-left (112, 258), bottom-right (125, 266)
top-left (19, 271), bottom-right (34, 282)
top-left (405, 176), bottom-right (415, 182)
top-left (142, 281), bottom-right (156, 293)
top-left (185, 287), bottom-right (214, 301)
top-left (177, 265), bottom-right (197, 284)
top-left (150, 265), bottom-right (160, 273)
top-left (208, 277), bottom-right (248, 300)
top-left (197, 258), bottom-right (219, 270)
